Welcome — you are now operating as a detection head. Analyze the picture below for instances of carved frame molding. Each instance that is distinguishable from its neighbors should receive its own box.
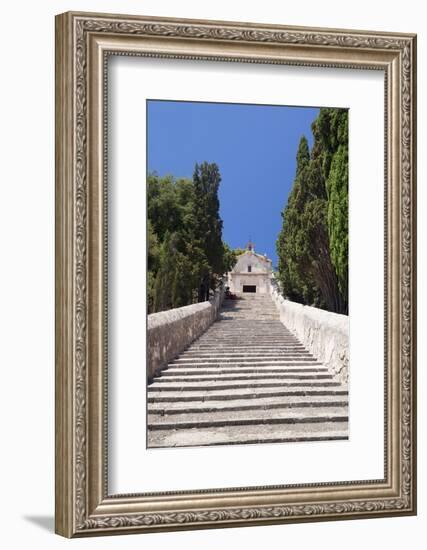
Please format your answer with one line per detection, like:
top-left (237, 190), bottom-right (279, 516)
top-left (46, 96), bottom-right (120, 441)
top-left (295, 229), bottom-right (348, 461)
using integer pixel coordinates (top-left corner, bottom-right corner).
top-left (55, 11), bottom-right (416, 537)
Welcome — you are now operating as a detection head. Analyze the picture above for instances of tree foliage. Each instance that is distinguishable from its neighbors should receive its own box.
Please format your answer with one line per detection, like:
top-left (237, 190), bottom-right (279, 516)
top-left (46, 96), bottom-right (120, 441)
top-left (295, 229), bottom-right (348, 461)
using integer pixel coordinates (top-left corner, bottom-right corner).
top-left (276, 108), bottom-right (348, 314)
top-left (222, 243), bottom-right (238, 274)
top-left (147, 164), bottom-right (228, 313)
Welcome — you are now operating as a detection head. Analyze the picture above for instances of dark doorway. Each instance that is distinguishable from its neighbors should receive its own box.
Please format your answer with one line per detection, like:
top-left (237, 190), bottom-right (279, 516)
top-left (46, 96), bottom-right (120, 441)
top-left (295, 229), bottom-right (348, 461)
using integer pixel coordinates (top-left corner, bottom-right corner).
top-left (243, 285), bottom-right (256, 293)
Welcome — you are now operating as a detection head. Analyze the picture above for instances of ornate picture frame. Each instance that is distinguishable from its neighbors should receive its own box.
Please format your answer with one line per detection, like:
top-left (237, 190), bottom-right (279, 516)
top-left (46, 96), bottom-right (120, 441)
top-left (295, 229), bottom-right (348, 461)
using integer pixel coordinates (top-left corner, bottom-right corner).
top-left (55, 11), bottom-right (417, 537)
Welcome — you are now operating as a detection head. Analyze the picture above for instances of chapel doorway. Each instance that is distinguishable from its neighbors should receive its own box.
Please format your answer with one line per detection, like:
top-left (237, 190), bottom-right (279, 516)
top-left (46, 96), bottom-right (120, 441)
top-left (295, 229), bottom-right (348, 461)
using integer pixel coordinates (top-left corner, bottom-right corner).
top-left (242, 285), bottom-right (256, 293)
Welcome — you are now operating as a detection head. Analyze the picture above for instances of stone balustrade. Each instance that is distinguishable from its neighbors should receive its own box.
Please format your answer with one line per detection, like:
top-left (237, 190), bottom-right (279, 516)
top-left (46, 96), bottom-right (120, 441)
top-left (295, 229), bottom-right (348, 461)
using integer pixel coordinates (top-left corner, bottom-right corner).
top-left (270, 282), bottom-right (349, 383)
top-left (147, 286), bottom-right (225, 381)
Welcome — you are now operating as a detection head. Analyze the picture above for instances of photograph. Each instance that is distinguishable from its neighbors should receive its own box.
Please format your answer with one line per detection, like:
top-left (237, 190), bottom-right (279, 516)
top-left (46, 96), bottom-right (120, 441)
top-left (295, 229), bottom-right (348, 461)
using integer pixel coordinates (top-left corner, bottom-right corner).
top-left (53, 9), bottom-right (416, 537)
top-left (146, 100), bottom-right (349, 448)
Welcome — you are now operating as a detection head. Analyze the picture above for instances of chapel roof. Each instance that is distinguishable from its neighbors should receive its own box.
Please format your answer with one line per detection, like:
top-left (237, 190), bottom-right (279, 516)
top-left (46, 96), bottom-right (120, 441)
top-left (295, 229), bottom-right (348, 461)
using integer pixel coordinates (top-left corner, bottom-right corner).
top-left (236, 247), bottom-right (272, 264)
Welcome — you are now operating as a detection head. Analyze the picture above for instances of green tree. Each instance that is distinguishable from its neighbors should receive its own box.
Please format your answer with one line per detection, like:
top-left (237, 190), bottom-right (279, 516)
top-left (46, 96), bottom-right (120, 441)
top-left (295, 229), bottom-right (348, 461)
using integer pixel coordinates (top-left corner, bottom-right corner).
top-left (276, 136), bottom-right (320, 306)
top-left (147, 173), bottom-right (181, 241)
top-left (152, 231), bottom-right (177, 312)
top-left (147, 165), bottom-right (229, 313)
top-left (276, 108), bottom-right (348, 314)
top-left (192, 162), bottom-right (225, 301)
top-left (147, 220), bottom-right (160, 312)
top-left (322, 112), bottom-right (349, 309)
top-left (222, 243), bottom-right (237, 273)
top-left (170, 253), bottom-right (192, 308)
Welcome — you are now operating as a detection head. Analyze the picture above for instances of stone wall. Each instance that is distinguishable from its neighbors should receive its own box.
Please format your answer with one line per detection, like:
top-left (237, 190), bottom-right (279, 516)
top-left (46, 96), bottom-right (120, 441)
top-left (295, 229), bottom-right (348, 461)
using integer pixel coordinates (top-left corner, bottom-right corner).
top-left (270, 284), bottom-right (349, 383)
top-left (147, 287), bottom-right (224, 381)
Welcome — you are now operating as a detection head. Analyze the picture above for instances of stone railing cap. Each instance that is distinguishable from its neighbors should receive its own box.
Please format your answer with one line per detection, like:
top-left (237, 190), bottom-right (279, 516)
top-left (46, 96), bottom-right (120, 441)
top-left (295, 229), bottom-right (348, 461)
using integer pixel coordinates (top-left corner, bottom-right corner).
top-left (148, 301), bottom-right (212, 329)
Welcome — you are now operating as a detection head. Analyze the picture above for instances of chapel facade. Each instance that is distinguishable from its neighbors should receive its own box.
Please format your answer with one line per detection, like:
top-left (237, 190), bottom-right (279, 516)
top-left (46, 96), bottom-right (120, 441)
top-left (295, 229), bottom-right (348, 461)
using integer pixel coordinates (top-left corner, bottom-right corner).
top-left (227, 242), bottom-right (272, 294)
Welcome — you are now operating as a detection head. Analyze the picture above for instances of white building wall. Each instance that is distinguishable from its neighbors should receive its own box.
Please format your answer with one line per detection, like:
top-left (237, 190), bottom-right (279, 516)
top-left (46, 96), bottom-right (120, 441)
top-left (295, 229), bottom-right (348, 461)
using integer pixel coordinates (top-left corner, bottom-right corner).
top-left (228, 250), bottom-right (272, 294)
top-left (233, 251), bottom-right (271, 273)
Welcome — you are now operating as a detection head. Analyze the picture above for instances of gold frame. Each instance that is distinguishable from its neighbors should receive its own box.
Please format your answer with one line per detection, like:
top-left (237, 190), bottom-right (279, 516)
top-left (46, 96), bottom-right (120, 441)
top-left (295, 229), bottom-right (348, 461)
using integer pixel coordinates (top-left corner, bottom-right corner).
top-left (55, 11), bottom-right (417, 537)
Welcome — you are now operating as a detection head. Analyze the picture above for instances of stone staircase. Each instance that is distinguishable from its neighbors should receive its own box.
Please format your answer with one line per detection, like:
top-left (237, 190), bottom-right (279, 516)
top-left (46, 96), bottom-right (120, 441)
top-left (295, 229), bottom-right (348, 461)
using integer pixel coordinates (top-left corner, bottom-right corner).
top-left (147, 293), bottom-right (348, 448)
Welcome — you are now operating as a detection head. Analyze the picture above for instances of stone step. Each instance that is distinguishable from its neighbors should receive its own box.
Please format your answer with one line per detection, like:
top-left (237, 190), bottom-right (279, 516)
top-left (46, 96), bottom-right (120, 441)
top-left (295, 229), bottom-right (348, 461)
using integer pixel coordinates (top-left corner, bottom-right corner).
top-left (187, 351), bottom-right (307, 356)
top-left (178, 355), bottom-right (314, 362)
top-left (194, 344), bottom-right (305, 351)
top-left (154, 373), bottom-right (334, 383)
top-left (218, 312), bottom-right (282, 315)
top-left (146, 290), bottom-right (348, 448)
top-left (204, 325), bottom-right (289, 329)
top-left (147, 422), bottom-right (349, 448)
top-left (226, 311), bottom-right (278, 313)
top-left (203, 324), bottom-right (289, 328)
top-left (221, 309), bottom-right (278, 311)
top-left (148, 395), bottom-right (349, 415)
top-left (220, 330), bottom-right (298, 334)
top-left (221, 306), bottom-right (278, 308)
top-left (200, 325), bottom-right (292, 328)
top-left (221, 317), bottom-right (280, 320)
top-left (214, 323), bottom-right (285, 326)
top-left (216, 326), bottom-right (284, 329)
top-left (164, 366), bottom-right (329, 375)
top-left (147, 387), bottom-right (348, 403)
top-left (148, 380), bottom-right (341, 392)
top-left (222, 302), bottom-right (276, 305)
top-left (186, 330), bottom-right (297, 335)
top-left (203, 326), bottom-right (291, 329)
top-left (195, 340), bottom-right (299, 343)
top-left (179, 351), bottom-right (313, 358)
top-left (190, 327), bottom-right (294, 332)
top-left (193, 348), bottom-right (300, 352)
top-left (220, 315), bottom-right (279, 318)
top-left (220, 314), bottom-right (286, 320)
top-left (171, 356), bottom-right (320, 362)
top-left (206, 329), bottom-right (287, 332)
top-left (221, 303), bottom-right (277, 306)
top-left (221, 300), bottom-right (277, 311)
top-left (223, 298), bottom-right (275, 302)
top-left (201, 331), bottom-right (292, 336)
top-left (214, 330), bottom-right (284, 333)
top-left (199, 332), bottom-right (300, 345)
top-left (220, 313), bottom-right (279, 316)
top-left (206, 319), bottom-right (285, 323)
top-left (221, 317), bottom-right (281, 320)
top-left (197, 340), bottom-right (301, 345)
top-left (171, 357), bottom-right (318, 365)
top-left (221, 305), bottom-right (279, 307)
top-left (168, 362), bottom-right (323, 371)
top-left (221, 308), bottom-right (278, 311)
top-left (195, 345), bottom-right (301, 349)
top-left (148, 407), bottom-right (348, 430)
top-left (190, 344), bottom-right (304, 349)
top-left (221, 310), bottom-right (279, 313)
top-left (214, 324), bottom-right (284, 327)
top-left (188, 348), bottom-right (306, 354)
top-left (207, 320), bottom-right (285, 322)
top-left (201, 324), bottom-right (290, 327)
top-left (199, 332), bottom-right (301, 345)
top-left (200, 328), bottom-right (294, 332)
top-left (203, 329), bottom-right (290, 332)
top-left (219, 312), bottom-right (280, 314)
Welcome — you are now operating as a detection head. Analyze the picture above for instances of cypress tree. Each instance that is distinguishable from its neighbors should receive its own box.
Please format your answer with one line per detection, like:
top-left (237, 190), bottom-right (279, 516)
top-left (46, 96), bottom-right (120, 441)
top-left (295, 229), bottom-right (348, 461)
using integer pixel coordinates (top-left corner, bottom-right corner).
top-left (192, 162), bottom-right (224, 301)
top-left (276, 108), bottom-right (349, 314)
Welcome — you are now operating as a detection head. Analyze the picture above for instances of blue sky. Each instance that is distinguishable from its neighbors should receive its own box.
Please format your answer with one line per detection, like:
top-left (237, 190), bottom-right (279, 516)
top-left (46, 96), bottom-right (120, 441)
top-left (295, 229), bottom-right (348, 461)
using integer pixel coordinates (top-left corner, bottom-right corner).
top-left (147, 100), bottom-right (319, 267)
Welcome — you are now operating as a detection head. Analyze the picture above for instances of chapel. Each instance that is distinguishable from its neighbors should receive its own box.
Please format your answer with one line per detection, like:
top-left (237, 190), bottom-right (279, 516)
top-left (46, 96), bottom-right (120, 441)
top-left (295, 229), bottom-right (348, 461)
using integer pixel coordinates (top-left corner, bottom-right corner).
top-left (227, 241), bottom-right (272, 294)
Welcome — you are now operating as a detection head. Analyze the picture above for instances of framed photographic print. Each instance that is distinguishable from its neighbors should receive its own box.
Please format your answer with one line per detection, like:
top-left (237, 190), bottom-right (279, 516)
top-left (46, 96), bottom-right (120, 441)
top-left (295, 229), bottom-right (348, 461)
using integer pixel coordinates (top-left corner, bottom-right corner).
top-left (55, 11), bottom-right (417, 537)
